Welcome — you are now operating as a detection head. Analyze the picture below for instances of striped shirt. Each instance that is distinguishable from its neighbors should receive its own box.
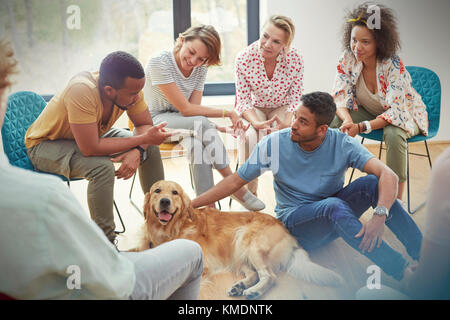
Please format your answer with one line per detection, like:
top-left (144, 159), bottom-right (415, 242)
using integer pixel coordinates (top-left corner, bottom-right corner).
top-left (144, 50), bottom-right (208, 116)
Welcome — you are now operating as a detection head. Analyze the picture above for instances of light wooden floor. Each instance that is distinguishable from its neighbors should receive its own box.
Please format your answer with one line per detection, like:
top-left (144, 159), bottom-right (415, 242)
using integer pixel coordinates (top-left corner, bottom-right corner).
top-left (68, 141), bottom-right (450, 300)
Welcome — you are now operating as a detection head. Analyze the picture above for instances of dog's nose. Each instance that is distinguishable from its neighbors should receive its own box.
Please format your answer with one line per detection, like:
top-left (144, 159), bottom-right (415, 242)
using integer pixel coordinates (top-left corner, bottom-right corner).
top-left (160, 198), bottom-right (171, 209)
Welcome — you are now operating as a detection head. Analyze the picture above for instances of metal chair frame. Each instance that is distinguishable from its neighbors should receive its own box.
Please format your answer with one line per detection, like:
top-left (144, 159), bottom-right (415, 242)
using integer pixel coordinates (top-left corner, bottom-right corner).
top-left (348, 138), bottom-right (432, 214)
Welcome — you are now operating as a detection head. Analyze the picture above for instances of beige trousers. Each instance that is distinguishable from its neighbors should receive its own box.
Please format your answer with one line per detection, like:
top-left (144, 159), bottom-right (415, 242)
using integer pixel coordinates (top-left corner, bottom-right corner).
top-left (239, 106), bottom-right (290, 194)
top-left (27, 128), bottom-right (164, 242)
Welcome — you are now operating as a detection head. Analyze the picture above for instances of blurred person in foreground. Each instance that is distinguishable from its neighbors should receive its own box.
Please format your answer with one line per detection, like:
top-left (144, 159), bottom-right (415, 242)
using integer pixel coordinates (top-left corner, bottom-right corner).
top-left (357, 147), bottom-right (450, 300)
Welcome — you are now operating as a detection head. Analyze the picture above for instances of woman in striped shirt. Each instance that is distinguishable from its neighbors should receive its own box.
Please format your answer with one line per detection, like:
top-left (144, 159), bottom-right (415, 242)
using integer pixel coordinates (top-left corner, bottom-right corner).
top-left (143, 25), bottom-right (265, 211)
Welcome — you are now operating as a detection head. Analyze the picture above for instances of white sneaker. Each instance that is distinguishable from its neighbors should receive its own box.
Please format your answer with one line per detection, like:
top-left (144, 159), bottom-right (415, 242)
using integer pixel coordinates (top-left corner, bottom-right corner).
top-left (231, 191), bottom-right (265, 211)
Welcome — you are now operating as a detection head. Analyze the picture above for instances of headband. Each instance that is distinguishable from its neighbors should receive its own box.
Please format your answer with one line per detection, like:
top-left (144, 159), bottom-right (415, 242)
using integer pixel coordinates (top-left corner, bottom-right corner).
top-left (347, 11), bottom-right (368, 27)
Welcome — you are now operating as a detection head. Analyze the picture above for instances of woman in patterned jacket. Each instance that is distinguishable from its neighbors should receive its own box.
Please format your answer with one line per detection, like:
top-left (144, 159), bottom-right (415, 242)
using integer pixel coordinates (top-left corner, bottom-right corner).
top-left (331, 3), bottom-right (428, 202)
top-left (234, 15), bottom-right (304, 196)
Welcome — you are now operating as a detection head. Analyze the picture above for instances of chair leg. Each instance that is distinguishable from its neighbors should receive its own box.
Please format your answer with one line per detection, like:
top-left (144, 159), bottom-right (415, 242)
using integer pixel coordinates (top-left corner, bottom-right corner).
top-left (348, 137), bottom-right (366, 184)
top-left (129, 172), bottom-right (143, 215)
top-left (348, 168), bottom-right (356, 184)
top-left (114, 200), bottom-right (126, 234)
top-left (408, 141), bottom-right (432, 215)
top-left (378, 141), bottom-right (383, 159)
top-left (229, 161), bottom-right (240, 208)
top-left (188, 163), bottom-right (195, 191)
top-left (217, 197), bottom-right (222, 210)
top-left (424, 140), bottom-right (433, 168)
top-left (407, 144), bottom-right (411, 214)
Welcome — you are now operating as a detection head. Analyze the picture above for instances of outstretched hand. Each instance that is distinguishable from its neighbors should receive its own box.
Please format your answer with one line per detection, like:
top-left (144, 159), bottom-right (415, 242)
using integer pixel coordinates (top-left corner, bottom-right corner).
top-left (216, 122), bottom-right (251, 140)
top-left (339, 121), bottom-right (358, 137)
top-left (252, 115), bottom-right (281, 134)
top-left (228, 110), bottom-right (245, 132)
top-left (143, 122), bottom-right (173, 145)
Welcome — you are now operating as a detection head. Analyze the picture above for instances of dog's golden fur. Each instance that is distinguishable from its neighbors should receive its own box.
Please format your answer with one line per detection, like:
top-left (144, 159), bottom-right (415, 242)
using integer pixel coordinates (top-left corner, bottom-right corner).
top-left (135, 180), bottom-right (343, 299)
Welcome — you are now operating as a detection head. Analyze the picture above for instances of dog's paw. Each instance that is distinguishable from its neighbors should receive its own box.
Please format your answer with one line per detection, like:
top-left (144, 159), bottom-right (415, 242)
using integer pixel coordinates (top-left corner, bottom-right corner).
top-left (227, 282), bottom-right (246, 297)
top-left (243, 289), bottom-right (261, 300)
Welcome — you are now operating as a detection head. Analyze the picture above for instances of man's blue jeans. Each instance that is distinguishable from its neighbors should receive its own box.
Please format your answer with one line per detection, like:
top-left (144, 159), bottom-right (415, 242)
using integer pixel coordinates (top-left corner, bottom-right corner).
top-left (282, 175), bottom-right (422, 281)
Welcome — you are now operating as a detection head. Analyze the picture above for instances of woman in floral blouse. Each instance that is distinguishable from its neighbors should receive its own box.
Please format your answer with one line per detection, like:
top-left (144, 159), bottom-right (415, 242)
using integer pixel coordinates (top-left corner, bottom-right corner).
top-left (331, 3), bottom-right (428, 202)
top-left (234, 15), bottom-right (304, 196)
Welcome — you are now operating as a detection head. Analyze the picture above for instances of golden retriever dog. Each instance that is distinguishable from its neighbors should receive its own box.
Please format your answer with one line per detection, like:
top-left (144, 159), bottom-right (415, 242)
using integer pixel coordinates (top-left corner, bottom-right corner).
top-left (135, 180), bottom-right (343, 300)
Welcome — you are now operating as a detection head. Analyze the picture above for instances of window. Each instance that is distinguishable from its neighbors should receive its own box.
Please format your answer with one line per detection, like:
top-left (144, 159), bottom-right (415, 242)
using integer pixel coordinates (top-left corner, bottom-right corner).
top-left (190, 0), bottom-right (260, 95)
top-left (191, 0), bottom-right (247, 84)
top-left (1, 0), bottom-right (173, 95)
top-left (0, 0), bottom-right (259, 96)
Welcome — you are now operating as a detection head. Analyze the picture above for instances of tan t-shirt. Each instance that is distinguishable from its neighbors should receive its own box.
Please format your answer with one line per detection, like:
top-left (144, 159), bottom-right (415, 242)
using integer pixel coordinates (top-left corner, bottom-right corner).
top-left (25, 71), bottom-right (147, 149)
top-left (355, 73), bottom-right (385, 116)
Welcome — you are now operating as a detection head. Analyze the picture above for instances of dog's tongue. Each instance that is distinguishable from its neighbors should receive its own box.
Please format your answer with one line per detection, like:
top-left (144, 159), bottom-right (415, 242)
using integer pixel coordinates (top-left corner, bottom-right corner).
top-left (158, 212), bottom-right (172, 222)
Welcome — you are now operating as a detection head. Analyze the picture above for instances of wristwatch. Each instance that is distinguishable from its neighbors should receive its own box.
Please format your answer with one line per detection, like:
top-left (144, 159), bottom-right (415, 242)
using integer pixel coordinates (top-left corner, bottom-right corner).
top-left (373, 206), bottom-right (389, 218)
top-left (134, 146), bottom-right (147, 163)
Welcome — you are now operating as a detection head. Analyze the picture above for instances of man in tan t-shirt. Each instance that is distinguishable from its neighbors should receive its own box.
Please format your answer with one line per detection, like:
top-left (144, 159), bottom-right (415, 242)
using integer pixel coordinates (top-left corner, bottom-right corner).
top-left (25, 51), bottom-right (172, 243)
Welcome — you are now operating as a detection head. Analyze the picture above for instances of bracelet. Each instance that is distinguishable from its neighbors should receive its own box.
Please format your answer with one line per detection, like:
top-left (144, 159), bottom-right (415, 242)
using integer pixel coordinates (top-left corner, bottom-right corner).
top-left (361, 122), bottom-right (367, 132)
top-left (363, 120), bottom-right (372, 134)
top-left (134, 146), bottom-right (146, 163)
top-left (222, 108), bottom-right (227, 118)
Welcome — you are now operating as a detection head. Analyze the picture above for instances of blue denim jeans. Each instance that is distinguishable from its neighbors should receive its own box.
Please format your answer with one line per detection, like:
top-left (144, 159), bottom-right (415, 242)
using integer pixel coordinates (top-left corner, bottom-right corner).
top-left (282, 175), bottom-right (422, 281)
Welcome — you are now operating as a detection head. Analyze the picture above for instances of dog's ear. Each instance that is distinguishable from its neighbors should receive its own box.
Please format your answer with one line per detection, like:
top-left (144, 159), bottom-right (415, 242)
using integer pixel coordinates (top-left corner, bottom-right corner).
top-left (143, 192), bottom-right (151, 220)
top-left (181, 190), bottom-right (196, 222)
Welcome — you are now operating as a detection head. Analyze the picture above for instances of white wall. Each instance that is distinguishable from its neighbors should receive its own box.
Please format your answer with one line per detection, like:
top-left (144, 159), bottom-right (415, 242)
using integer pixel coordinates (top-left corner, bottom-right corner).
top-left (262, 0), bottom-right (450, 141)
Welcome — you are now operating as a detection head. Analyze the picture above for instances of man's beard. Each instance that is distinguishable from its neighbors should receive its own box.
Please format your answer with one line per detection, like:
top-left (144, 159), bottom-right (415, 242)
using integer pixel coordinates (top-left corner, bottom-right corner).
top-left (112, 98), bottom-right (134, 111)
top-left (290, 129), bottom-right (317, 144)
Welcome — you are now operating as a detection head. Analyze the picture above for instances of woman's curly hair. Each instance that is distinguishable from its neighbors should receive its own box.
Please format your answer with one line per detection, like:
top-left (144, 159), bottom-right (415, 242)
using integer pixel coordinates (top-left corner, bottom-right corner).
top-left (341, 2), bottom-right (401, 61)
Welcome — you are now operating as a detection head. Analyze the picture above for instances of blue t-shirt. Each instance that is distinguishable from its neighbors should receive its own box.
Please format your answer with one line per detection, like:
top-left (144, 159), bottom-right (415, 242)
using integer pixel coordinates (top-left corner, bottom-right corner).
top-left (237, 128), bottom-right (374, 220)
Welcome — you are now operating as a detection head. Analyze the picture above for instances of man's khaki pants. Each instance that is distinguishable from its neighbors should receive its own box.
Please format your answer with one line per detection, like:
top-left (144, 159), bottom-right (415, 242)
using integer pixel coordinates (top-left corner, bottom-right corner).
top-left (27, 128), bottom-right (164, 242)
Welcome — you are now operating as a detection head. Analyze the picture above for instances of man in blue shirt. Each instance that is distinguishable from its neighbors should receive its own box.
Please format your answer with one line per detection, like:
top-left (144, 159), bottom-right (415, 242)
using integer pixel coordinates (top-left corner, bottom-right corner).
top-left (192, 91), bottom-right (422, 281)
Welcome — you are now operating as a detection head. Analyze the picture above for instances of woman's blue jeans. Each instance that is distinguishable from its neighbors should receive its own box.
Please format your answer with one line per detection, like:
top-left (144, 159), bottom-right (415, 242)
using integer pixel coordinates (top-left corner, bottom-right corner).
top-left (282, 175), bottom-right (422, 281)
